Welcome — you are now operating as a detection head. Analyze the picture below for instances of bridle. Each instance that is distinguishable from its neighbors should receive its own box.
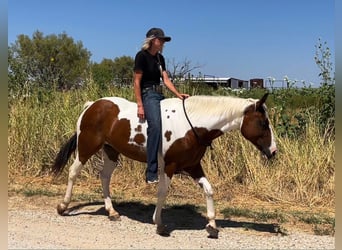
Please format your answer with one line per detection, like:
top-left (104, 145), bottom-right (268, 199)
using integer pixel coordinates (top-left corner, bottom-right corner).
top-left (182, 98), bottom-right (213, 149)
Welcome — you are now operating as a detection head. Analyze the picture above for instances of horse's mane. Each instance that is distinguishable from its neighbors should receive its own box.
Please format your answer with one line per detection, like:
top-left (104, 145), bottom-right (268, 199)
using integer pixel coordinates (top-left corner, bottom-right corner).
top-left (186, 95), bottom-right (256, 120)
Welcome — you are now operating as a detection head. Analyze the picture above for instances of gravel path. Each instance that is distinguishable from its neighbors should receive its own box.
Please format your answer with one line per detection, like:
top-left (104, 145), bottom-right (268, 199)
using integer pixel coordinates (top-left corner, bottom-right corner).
top-left (8, 196), bottom-right (335, 249)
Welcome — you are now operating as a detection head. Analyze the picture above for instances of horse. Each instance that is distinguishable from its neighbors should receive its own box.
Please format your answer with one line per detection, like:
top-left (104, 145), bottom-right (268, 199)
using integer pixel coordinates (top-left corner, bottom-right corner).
top-left (51, 93), bottom-right (277, 238)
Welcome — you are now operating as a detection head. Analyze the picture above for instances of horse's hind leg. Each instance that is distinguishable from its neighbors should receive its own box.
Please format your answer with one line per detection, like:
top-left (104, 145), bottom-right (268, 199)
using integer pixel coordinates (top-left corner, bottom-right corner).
top-left (153, 171), bottom-right (171, 236)
top-left (153, 157), bottom-right (171, 236)
top-left (57, 155), bottom-right (83, 215)
top-left (101, 144), bottom-right (120, 220)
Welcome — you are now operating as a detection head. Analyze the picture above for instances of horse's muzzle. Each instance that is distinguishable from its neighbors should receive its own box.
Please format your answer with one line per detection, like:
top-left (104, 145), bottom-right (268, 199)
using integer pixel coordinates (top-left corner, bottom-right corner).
top-left (269, 149), bottom-right (277, 159)
top-left (263, 148), bottom-right (277, 160)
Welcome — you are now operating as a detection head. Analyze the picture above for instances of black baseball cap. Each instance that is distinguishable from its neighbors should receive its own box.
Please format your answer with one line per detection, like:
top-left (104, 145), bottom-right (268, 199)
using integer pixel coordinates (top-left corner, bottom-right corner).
top-left (146, 28), bottom-right (171, 42)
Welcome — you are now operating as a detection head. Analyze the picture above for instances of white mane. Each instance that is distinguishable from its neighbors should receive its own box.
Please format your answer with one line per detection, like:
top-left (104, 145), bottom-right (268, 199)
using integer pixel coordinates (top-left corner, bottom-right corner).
top-left (185, 95), bottom-right (256, 121)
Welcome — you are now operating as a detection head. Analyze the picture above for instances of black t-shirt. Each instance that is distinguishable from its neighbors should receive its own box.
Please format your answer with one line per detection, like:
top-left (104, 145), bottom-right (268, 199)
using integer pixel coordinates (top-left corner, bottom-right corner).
top-left (134, 50), bottom-right (166, 88)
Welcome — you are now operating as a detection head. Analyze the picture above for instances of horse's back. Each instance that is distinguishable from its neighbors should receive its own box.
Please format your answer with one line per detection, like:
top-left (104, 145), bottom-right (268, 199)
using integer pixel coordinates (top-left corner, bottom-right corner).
top-left (101, 96), bottom-right (135, 109)
top-left (78, 96), bottom-right (190, 154)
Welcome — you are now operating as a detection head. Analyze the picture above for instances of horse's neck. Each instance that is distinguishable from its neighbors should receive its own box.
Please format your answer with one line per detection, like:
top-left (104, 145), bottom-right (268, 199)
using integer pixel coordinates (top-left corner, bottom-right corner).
top-left (187, 96), bottom-right (252, 132)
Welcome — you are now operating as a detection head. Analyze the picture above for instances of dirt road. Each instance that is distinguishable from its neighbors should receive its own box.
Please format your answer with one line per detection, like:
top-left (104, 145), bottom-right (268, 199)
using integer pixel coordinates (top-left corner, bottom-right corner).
top-left (8, 195), bottom-right (334, 249)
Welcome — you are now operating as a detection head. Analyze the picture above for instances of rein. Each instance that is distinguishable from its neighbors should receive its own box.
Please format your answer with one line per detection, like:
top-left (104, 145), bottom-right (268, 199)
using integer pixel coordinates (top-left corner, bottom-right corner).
top-left (182, 98), bottom-right (213, 149)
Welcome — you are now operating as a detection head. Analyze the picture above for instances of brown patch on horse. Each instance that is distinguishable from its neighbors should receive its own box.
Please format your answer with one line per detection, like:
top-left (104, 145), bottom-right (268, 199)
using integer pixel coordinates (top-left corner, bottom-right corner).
top-left (78, 100), bottom-right (120, 164)
top-left (163, 128), bottom-right (223, 178)
top-left (133, 134), bottom-right (145, 146)
top-left (108, 118), bottom-right (146, 162)
top-left (134, 124), bottom-right (142, 132)
top-left (185, 163), bottom-right (206, 179)
top-left (164, 131), bottom-right (172, 142)
top-left (78, 100), bottom-right (146, 164)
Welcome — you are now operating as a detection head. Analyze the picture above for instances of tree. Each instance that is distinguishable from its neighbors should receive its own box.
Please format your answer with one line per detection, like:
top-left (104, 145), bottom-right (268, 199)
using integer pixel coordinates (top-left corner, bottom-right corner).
top-left (91, 59), bottom-right (116, 91)
top-left (91, 56), bottom-right (134, 89)
top-left (112, 56), bottom-right (134, 86)
top-left (8, 30), bottom-right (91, 92)
top-left (8, 45), bottom-right (28, 96)
top-left (166, 58), bottom-right (202, 83)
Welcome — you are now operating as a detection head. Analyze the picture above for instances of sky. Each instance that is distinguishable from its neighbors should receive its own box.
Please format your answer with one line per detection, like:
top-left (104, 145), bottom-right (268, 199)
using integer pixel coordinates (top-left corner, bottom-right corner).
top-left (8, 0), bottom-right (335, 87)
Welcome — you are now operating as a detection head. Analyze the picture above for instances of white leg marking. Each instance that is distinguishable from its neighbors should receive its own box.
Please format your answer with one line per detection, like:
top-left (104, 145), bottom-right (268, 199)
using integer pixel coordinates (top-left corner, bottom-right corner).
top-left (198, 176), bottom-right (219, 238)
top-left (198, 177), bottom-right (216, 224)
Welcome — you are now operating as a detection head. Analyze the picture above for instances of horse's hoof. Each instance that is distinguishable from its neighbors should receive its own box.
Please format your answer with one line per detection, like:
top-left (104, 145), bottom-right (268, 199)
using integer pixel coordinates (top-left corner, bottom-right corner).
top-left (108, 213), bottom-right (121, 221)
top-left (206, 224), bottom-right (219, 239)
top-left (156, 224), bottom-right (170, 237)
top-left (57, 203), bottom-right (67, 215)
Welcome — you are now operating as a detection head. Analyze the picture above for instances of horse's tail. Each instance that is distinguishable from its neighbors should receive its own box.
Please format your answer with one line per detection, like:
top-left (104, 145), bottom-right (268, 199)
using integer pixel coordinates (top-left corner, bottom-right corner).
top-left (51, 133), bottom-right (77, 176)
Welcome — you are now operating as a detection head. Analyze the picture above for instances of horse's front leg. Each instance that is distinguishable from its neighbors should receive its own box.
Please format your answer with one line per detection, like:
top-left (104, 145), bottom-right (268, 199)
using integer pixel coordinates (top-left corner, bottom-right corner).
top-left (57, 156), bottom-right (83, 215)
top-left (197, 176), bottom-right (219, 238)
top-left (153, 171), bottom-right (171, 236)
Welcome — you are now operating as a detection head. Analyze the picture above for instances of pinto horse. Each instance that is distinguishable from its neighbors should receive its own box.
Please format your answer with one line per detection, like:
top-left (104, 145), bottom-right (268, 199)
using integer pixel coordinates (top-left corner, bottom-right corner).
top-left (52, 93), bottom-right (277, 238)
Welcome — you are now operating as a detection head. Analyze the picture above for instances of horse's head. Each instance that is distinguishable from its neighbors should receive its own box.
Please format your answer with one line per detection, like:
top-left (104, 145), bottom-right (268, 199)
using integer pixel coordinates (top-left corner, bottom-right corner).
top-left (240, 93), bottom-right (277, 159)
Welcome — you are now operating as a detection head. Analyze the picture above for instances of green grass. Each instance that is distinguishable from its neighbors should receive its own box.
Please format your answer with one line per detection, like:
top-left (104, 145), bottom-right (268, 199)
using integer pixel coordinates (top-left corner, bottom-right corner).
top-left (221, 206), bottom-right (334, 236)
top-left (221, 207), bottom-right (287, 223)
top-left (22, 188), bottom-right (58, 197)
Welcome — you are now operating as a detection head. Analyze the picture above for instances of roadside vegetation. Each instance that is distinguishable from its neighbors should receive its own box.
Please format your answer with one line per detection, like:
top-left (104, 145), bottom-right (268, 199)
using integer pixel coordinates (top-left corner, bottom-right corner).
top-left (8, 32), bottom-right (335, 235)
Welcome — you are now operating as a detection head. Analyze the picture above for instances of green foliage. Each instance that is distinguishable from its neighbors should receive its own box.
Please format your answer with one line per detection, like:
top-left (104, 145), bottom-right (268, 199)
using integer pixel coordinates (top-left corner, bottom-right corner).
top-left (91, 56), bottom-right (134, 92)
top-left (112, 56), bottom-right (134, 84)
top-left (91, 59), bottom-right (116, 92)
top-left (270, 88), bottom-right (306, 138)
top-left (8, 46), bottom-right (27, 96)
top-left (313, 39), bottom-right (335, 138)
top-left (317, 84), bottom-right (335, 137)
top-left (267, 86), bottom-right (334, 139)
top-left (8, 30), bottom-right (92, 95)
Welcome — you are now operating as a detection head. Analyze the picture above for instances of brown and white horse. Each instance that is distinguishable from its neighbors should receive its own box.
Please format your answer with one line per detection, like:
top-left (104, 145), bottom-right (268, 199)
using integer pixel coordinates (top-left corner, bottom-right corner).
top-left (52, 93), bottom-right (277, 238)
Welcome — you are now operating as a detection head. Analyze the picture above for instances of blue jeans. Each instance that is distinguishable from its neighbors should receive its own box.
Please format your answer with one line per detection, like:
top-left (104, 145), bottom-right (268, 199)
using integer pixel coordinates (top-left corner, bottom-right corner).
top-left (142, 90), bottom-right (164, 181)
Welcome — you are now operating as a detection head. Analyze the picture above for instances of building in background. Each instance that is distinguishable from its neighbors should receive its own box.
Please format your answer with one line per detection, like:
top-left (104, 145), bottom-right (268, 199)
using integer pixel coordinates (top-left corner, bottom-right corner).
top-left (182, 75), bottom-right (268, 89)
top-left (228, 78), bottom-right (249, 89)
top-left (250, 78), bottom-right (264, 88)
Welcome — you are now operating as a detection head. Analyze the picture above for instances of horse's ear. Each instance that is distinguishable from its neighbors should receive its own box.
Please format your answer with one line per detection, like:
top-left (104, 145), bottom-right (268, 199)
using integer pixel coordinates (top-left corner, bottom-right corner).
top-left (260, 93), bottom-right (269, 104)
top-left (256, 93), bottom-right (269, 110)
